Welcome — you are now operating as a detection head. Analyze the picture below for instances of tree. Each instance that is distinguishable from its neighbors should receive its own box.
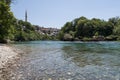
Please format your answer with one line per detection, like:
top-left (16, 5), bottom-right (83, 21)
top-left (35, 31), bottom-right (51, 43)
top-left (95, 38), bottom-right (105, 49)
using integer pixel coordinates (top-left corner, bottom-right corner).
top-left (74, 18), bottom-right (88, 37)
top-left (109, 17), bottom-right (120, 26)
top-left (0, 0), bottom-right (15, 43)
top-left (61, 22), bottom-right (73, 33)
top-left (59, 16), bottom-right (119, 41)
top-left (114, 25), bottom-right (120, 35)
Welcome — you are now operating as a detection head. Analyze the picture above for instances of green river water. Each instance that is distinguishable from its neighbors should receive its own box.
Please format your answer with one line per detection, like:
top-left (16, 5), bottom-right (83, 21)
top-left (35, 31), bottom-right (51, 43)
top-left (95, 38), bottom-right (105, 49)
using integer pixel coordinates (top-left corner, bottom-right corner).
top-left (11, 41), bottom-right (120, 80)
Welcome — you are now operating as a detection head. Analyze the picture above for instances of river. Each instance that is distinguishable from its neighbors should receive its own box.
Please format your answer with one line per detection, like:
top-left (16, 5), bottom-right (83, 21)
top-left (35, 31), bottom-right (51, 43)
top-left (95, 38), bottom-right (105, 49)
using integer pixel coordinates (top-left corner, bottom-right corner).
top-left (11, 41), bottom-right (120, 80)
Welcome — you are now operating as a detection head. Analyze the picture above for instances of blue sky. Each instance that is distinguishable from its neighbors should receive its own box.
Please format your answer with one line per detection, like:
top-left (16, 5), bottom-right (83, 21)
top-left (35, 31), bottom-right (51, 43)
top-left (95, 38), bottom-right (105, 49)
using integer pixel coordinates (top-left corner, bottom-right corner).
top-left (11, 0), bottom-right (120, 29)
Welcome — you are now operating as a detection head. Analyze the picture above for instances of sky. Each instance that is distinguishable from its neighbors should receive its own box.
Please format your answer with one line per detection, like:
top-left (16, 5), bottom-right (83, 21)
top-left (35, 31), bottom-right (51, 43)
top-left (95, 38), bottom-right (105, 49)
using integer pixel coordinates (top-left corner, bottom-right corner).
top-left (11, 0), bottom-right (120, 29)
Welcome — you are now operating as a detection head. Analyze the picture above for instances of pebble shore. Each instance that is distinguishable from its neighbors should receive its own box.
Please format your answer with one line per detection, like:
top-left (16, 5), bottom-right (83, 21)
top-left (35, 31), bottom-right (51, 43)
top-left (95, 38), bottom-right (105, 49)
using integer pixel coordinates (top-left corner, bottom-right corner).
top-left (0, 44), bottom-right (23, 80)
top-left (0, 45), bottom-right (18, 68)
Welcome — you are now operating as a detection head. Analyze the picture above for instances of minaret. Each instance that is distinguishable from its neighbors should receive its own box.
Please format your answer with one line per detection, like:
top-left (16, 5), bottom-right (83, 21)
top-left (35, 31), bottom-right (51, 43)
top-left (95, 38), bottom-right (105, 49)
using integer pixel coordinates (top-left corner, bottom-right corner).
top-left (25, 10), bottom-right (27, 22)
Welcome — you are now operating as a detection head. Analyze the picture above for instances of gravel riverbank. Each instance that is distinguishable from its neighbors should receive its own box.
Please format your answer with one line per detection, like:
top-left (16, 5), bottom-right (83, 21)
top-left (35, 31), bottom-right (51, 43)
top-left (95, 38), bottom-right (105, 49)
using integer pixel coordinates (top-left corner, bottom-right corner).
top-left (0, 44), bottom-right (23, 80)
top-left (0, 45), bottom-right (17, 67)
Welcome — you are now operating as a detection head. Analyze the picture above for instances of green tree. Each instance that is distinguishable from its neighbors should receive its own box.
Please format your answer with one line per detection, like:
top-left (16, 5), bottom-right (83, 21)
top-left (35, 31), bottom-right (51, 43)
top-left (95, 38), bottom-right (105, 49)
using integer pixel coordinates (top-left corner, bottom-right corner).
top-left (59, 16), bottom-right (117, 41)
top-left (0, 0), bottom-right (15, 43)
top-left (74, 18), bottom-right (88, 37)
top-left (109, 17), bottom-right (120, 26)
top-left (61, 22), bottom-right (73, 33)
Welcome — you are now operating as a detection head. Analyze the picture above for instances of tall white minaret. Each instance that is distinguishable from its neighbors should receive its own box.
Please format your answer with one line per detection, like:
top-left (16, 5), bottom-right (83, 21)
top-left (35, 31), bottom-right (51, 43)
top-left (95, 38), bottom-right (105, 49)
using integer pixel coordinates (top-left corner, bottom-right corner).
top-left (25, 10), bottom-right (27, 22)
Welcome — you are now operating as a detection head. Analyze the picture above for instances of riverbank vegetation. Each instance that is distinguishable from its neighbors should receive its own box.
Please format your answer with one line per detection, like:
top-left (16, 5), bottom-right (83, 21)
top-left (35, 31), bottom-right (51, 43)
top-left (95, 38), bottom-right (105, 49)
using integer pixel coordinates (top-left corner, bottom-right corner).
top-left (59, 16), bottom-right (120, 41)
top-left (1, 0), bottom-right (120, 43)
top-left (0, 0), bottom-right (56, 43)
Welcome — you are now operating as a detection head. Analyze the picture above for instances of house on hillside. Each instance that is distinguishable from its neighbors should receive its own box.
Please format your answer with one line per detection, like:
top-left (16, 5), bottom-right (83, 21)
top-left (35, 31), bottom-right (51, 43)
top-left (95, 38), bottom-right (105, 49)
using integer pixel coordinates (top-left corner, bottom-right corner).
top-left (34, 25), bottom-right (60, 36)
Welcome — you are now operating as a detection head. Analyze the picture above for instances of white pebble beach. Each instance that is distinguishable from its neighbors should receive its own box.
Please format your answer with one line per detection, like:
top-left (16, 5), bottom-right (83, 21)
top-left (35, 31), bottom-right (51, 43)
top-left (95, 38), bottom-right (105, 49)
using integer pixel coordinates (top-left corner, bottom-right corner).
top-left (0, 45), bottom-right (17, 68)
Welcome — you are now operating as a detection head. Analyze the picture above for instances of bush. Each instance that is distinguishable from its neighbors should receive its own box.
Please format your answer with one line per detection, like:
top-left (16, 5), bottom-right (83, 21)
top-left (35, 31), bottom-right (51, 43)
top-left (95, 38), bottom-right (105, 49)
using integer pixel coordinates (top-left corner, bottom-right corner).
top-left (82, 37), bottom-right (92, 41)
top-left (63, 33), bottom-right (73, 41)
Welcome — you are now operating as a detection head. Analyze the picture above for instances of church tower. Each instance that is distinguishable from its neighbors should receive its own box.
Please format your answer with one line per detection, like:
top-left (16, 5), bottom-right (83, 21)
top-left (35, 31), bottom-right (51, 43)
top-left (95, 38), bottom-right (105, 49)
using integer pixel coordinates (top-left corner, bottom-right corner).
top-left (25, 10), bottom-right (27, 22)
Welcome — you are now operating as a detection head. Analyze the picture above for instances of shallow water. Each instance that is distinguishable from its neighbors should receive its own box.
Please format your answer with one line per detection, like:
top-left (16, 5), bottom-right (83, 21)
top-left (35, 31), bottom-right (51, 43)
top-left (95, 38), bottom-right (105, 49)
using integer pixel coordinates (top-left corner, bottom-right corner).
top-left (12, 41), bottom-right (120, 80)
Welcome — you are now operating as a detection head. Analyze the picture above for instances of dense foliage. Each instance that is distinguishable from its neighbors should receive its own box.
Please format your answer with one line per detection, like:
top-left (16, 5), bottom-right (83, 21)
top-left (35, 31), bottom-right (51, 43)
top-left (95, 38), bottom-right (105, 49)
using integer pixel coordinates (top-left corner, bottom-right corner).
top-left (14, 20), bottom-right (56, 41)
top-left (14, 20), bottom-right (42, 41)
top-left (0, 0), bottom-right (54, 43)
top-left (0, 0), bottom-right (15, 43)
top-left (0, 0), bottom-right (120, 42)
top-left (59, 16), bottom-right (120, 41)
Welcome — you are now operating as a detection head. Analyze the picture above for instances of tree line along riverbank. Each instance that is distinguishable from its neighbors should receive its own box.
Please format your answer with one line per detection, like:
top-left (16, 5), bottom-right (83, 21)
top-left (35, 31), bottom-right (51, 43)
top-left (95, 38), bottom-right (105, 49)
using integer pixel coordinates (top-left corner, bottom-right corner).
top-left (0, 0), bottom-right (59, 43)
top-left (58, 16), bottom-right (120, 41)
top-left (1, 0), bottom-right (120, 43)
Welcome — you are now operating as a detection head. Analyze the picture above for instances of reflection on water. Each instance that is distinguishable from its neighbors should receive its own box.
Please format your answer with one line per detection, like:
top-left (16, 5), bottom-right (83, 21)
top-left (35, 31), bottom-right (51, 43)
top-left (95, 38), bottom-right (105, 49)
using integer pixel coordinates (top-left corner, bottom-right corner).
top-left (62, 46), bottom-right (103, 67)
top-left (11, 41), bottom-right (120, 80)
top-left (62, 42), bottom-right (120, 67)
